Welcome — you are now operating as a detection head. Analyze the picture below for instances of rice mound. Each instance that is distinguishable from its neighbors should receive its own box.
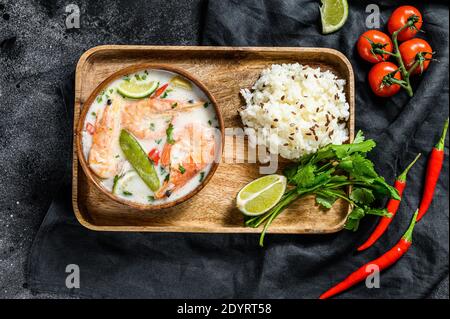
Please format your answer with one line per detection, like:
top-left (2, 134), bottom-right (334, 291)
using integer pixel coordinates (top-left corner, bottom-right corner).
top-left (240, 63), bottom-right (350, 160)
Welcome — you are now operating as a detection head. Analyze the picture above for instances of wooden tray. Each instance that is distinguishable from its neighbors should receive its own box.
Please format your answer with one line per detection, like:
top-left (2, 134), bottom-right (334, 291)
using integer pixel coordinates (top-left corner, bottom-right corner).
top-left (73, 45), bottom-right (355, 233)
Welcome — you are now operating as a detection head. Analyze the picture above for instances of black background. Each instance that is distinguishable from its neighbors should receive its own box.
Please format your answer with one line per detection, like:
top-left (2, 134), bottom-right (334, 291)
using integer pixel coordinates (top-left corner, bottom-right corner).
top-left (1, 0), bottom-right (448, 299)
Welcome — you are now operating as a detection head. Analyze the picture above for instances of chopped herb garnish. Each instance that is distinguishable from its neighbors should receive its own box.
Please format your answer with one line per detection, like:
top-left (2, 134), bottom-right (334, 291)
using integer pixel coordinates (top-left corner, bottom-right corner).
top-left (155, 138), bottom-right (162, 144)
top-left (171, 102), bottom-right (178, 109)
top-left (203, 102), bottom-right (209, 108)
top-left (149, 123), bottom-right (156, 131)
top-left (160, 166), bottom-right (166, 174)
top-left (141, 74), bottom-right (147, 80)
top-left (164, 173), bottom-right (170, 182)
top-left (188, 99), bottom-right (195, 104)
top-left (179, 165), bottom-right (186, 174)
top-left (199, 172), bottom-right (205, 182)
top-left (148, 195), bottom-right (155, 202)
top-left (91, 112), bottom-right (97, 117)
top-left (122, 191), bottom-right (133, 196)
top-left (115, 154), bottom-right (120, 158)
top-left (112, 175), bottom-right (120, 193)
top-left (166, 123), bottom-right (175, 144)
top-left (96, 96), bottom-right (102, 103)
top-left (208, 120), bottom-right (212, 126)
top-left (161, 92), bottom-right (168, 99)
top-left (135, 74), bottom-right (141, 81)
top-left (144, 70), bottom-right (148, 75)
top-left (109, 88), bottom-right (114, 93)
top-left (123, 76), bottom-right (130, 82)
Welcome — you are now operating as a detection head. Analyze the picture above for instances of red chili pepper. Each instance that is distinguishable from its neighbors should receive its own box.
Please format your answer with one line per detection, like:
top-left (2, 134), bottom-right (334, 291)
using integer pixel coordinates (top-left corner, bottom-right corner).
top-left (417, 118), bottom-right (448, 222)
top-left (357, 153), bottom-right (421, 252)
top-left (153, 83), bottom-right (169, 98)
top-left (86, 123), bottom-right (95, 135)
top-left (320, 210), bottom-right (418, 299)
top-left (148, 148), bottom-right (160, 165)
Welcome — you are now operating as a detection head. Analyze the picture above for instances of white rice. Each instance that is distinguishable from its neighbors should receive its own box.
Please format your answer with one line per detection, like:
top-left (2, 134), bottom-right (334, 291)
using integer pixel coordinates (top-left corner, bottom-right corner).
top-left (239, 63), bottom-right (350, 160)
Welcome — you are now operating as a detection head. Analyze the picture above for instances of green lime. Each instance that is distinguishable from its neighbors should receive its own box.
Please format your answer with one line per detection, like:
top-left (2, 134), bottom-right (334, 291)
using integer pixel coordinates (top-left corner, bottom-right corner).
top-left (117, 79), bottom-right (159, 99)
top-left (320, 0), bottom-right (349, 34)
top-left (236, 175), bottom-right (287, 216)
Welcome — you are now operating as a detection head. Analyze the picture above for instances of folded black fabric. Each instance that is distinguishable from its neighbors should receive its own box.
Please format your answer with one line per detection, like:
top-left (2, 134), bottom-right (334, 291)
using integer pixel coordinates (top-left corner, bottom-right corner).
top-left (28, 0), bottom-right (448, 298)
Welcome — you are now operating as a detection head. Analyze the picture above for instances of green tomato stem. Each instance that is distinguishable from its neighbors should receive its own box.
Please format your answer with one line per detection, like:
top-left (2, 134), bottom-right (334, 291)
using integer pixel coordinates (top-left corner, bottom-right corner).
top-left (391, 19), bottom-right (417, 97)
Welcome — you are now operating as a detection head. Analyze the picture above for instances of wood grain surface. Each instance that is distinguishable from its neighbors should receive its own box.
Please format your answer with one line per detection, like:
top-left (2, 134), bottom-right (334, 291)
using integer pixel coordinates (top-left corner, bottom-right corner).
top-left (72, 45), bottom-right (355, 233)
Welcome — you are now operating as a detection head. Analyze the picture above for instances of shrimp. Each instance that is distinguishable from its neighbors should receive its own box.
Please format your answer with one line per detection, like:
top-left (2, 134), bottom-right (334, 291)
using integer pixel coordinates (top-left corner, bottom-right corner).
top-left (121, 98), bottom-right (204, 140)
top-left (155, 123), bottom-right (217, 198)
top-left (88, 96), bottom-right (123, 178)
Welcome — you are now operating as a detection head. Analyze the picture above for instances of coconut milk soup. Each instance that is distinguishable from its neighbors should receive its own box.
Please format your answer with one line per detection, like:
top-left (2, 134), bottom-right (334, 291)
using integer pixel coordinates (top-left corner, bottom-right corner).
top-left (82, 69), bottom-right (220, 205)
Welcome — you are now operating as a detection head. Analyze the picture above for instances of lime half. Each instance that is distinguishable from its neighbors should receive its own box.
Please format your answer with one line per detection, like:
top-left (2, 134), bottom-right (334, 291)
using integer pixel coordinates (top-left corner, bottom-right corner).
top-left (237, 175), bottom-right (287, 216)
top-left (320, 0), bottom-right (349, 34)
top-left (117, 79), bottom-right (159, 99)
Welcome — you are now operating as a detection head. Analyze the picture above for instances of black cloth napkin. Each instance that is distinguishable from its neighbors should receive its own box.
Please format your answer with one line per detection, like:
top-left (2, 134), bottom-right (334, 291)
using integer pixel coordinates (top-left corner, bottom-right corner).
top-left (28, 0), bottom-right (448, 298)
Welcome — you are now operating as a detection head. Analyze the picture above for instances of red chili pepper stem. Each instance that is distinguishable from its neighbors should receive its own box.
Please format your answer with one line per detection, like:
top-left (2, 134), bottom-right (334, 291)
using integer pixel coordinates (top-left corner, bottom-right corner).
top-left (397, 153), bottom-right (422, 182)
top-left (402, 209), bottom-right (418, 243)
top-left (435, 118), bottom-right (449, 151)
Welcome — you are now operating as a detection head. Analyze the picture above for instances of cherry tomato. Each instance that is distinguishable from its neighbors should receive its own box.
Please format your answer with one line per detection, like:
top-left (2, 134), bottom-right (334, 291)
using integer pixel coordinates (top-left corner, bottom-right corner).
top-left (399, 38), bottom-right (433, 75)
top-left (357, 30), bottom-right (393, 63)
top-left (86, 123), bottom-right (95, 135)
top-left (368, 62), bottom-right (402, 97)
top-left (153, 83), bottom-right (169, 98)
top-left (148, 148), bottom-right (160, 165)
top-left (388, 6), bottom-right (423, 42)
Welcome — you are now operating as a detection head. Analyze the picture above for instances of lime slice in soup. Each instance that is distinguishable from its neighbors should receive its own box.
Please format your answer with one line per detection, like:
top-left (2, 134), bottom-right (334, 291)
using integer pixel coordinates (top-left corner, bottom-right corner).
top-left (320, 0), bottom-right (349, 34)
top-left (117, 79), bottom-right (159, 99)
top-left (237, 175), bottom-right (287, 216)
top-left (170, 76), bottom-right (192, 90)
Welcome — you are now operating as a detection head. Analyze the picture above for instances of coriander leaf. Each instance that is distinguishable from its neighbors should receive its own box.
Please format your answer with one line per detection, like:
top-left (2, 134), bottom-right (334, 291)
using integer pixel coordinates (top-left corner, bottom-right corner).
top-left (283, 164), bottom-right (298, 182)
top-left (339, 153), bottom-right (378, 181)
top-left (344, 206), bottom-right (365, 231)
top-left (328, 175), bottom-right (348, 184)
top-left (290, 163), bottom-right (316, 188)
top-left (331, 139), bottom-right (376, 159)
top-left (315, 191), bottom-right (337, 209)
top-left (344, 218), bottom-right (360, 231)
top-left (312, 144), bottom-right (335, 163)
top-left (367, 208), bottom-right (392, 218)
top-left (166, 123), bottom-right (175, 144)
top-left (372, 178), bottom-right (401, 200)
top-left (350, 187), bottom-right (375, 205)
top-left (353, 130), bottom-right (365, 144)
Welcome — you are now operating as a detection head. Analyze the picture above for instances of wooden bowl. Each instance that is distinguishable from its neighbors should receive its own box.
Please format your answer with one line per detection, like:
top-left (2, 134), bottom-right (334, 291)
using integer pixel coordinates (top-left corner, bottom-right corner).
top-left (75, 64), bottom-right (225, 210)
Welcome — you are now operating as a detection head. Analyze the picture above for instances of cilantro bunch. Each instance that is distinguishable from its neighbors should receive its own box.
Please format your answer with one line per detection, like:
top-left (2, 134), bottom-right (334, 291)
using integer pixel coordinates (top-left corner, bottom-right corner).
top-left (245, 131), bottom-right (399, 246)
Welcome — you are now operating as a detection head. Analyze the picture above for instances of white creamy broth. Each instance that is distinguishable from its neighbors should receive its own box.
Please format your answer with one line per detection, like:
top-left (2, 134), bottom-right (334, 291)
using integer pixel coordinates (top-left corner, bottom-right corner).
top-left (81, 69), bottom-right (220, 205)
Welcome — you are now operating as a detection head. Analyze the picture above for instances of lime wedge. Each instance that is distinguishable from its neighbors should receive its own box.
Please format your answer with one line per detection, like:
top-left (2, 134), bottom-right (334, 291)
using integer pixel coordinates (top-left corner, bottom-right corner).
top-left (170, 76), bottom-right (192, 91)
top-left (320, 0), bottom-right (349, 34)
top-left (117, 79), bottom-right (159, 99)
top-left (237, 175), bottom-right (287, 216)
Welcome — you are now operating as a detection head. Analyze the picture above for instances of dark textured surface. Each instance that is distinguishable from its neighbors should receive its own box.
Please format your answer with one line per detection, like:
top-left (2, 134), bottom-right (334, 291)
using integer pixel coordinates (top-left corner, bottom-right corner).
top-left (2, 0), bottom-right (448, 299)
top-left (26, 0), bottom-right (448, 299)
top-left (0, 0), bottom-right (204, 298)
